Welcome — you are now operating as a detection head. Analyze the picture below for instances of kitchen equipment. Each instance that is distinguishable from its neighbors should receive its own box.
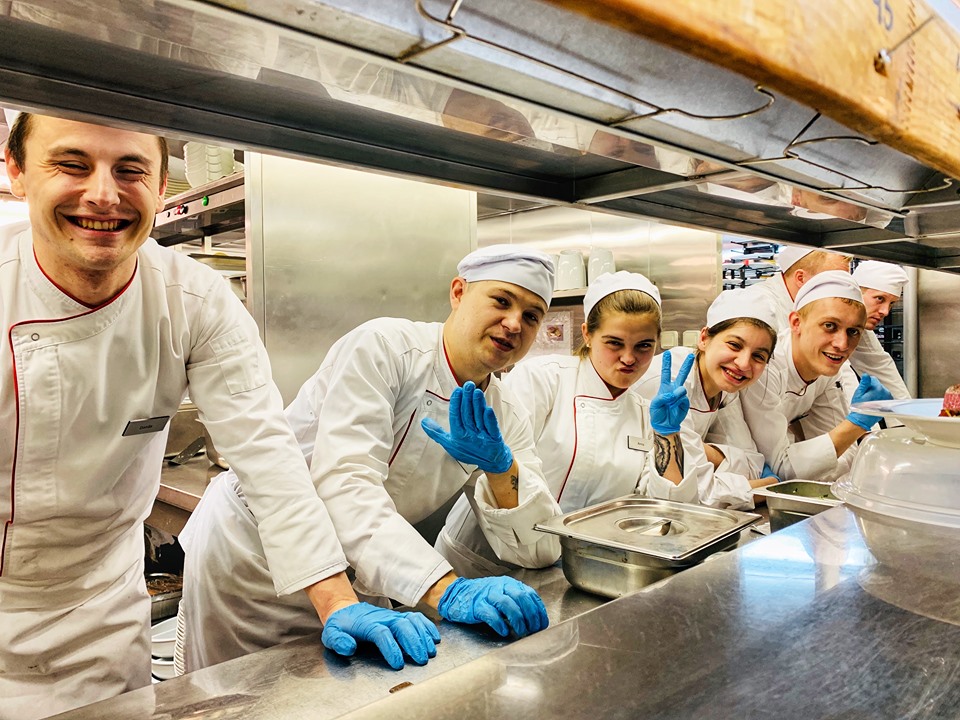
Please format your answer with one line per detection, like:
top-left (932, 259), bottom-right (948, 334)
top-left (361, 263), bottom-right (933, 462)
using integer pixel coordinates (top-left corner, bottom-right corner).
top-left (167, 436), bottom-right (205, 466)
top-left (163, 402), bottom-right (200, 459)
top-left (151, 616), bottom-right (178, 659)
top-left (587, 247), bottom-right (615, 284)
top-left (851, 398), bottom-right (960, 448)
top-left (834, 425), bottom-right (960, 528)
top-left (555, 250), bottom-right (585, 290)
top-left (146, 573), bottom-right (182, 622)
top-left (535, 495), bottom-right (759, 597)
top-left (754, 481), bottom-right (842, 532)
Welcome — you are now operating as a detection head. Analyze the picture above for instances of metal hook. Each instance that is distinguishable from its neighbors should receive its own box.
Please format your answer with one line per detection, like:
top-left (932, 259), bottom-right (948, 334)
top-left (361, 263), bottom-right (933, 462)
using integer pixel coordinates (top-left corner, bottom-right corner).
top-left (399, 0), bottom-right (775, 124)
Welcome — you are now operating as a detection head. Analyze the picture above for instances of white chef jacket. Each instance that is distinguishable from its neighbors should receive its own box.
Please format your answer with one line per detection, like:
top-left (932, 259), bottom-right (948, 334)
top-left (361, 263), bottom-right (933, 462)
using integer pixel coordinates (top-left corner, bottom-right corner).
top-left (742, 273), bottom-right (908, 399)
top-left (436, 354), bottom-right (699, 578)
top-left (739, 328), bottom-right (857, 482)
top-left (0, 224), bottom-right (345, 718)
top-left (179, 318), bottom-right (560, 669)
top-left (635, 348), bottom-right (763, 510)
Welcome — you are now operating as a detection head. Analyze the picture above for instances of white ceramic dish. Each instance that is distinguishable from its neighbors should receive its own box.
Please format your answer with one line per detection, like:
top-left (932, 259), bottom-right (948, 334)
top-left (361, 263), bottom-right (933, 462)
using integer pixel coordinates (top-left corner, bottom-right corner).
top-left (851, 398), bottom-right (960, 448)
top-left (151, 657), bottom-right (177, 680)
top-left (151, 616), bottom-right (178, 659)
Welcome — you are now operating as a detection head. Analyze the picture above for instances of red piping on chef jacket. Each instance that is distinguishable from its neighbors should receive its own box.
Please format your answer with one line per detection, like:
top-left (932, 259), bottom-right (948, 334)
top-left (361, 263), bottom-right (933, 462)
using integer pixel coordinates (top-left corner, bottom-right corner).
top-left (2, 263), bottom-right (136, 577)
top-left (555, 393), bottom-right (617, 504)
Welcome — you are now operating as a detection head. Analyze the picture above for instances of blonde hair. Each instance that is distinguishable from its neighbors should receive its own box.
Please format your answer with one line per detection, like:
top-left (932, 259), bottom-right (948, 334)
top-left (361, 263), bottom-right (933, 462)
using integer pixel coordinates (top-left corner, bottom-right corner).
top-left (796, 296), bottom-right (865, 322)
top-left (576, 289), bottom-right (661, 358)
top-left (789, 250), bottom-right (851, 275)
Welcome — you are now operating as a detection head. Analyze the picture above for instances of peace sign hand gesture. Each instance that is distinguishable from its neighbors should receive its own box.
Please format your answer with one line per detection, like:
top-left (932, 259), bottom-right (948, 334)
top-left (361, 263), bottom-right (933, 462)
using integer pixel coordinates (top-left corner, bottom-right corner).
top-left (649, 352), bottom-right (695, 436)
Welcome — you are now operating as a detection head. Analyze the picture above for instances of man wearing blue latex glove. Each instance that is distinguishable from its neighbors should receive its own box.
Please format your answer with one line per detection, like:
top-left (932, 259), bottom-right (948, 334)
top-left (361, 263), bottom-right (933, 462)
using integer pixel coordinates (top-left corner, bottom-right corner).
top-left (649, 350), bottom-right (695, 479)
top-left (847, 374), bottom-right (894, 430)
top-left (760, 463), bottom-right (781, 483)
top-left (321, 603), bottom-right (441, 670)
top-left (740, 270), bottom-right (893, 483)
top-left (179, 244), bottom-right (561, 670)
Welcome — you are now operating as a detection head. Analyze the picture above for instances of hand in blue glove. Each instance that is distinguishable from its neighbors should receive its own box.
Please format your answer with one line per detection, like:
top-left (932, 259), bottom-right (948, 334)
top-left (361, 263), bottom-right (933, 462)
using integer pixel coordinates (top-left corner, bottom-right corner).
top-left (650, 352), bottom-right (695, 435)
top-left (437, 576), bottom-right (549, 638)
top-left (421, 381), bottom-right (513, 474)
top-left (321, 602), bottom-right (441, 670)
top-left (847, 373), bottom-right (894, 431)
top-left (760, 463), bottom-right (781, 483)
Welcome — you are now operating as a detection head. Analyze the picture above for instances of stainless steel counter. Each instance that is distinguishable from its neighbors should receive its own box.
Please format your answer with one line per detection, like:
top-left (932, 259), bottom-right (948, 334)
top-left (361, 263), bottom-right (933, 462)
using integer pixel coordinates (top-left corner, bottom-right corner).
top-left (146, 456), bottom-right (221, 536)
top-left (56, 505), bottom-right (960, 719)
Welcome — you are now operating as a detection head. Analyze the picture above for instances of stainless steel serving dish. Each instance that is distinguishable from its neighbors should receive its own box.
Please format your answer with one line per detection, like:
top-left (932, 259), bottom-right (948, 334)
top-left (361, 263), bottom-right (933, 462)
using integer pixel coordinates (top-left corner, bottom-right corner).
top-left (754, 481), bottom-right (842, 532)
top-left (535, 496), bottom-right (759, 598)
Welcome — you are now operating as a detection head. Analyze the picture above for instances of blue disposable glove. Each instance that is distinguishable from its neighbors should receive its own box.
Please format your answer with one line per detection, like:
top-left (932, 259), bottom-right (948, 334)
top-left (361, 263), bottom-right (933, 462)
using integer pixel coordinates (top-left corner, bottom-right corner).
top-left (437, 577), bottom-right (549, 638)
top-left (649, 352), bottom-right (695, 435)
top-left (421, 381), bottom-right (513, 474)
top-left (321, 602), bottom-right (441, 670)
top-left (760, 463), bottom-right (781, 483)
top-left (847, 374), bottom-right (894, 431)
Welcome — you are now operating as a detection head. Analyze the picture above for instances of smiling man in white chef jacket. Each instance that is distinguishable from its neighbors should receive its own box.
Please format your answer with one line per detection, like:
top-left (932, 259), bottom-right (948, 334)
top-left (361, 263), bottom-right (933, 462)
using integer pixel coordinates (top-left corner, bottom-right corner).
top-left (178, 245), bottom-right (559, 671)
top-left (0, 113), bottom-right (433, 719)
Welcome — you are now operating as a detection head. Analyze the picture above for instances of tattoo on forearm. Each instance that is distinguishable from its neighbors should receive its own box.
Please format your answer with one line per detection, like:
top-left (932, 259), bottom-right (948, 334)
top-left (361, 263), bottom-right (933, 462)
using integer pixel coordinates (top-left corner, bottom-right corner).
top-left (654, 434), bottom-right (684, 475)
top-left (510, 474), bottom-right (519, 492)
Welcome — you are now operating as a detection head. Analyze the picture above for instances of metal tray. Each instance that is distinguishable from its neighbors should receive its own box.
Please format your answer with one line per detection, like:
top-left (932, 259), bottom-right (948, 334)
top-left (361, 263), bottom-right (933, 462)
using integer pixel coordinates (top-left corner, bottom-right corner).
top-left (535, 495), bottom-right (759, 562)
top-left (754, 481), bottom-right (841, 515)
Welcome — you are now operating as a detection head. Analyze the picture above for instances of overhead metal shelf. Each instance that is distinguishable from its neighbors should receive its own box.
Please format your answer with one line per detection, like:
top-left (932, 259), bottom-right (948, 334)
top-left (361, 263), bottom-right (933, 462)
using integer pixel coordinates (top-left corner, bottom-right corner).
top-left (1, 0), bottom-right (958, 271)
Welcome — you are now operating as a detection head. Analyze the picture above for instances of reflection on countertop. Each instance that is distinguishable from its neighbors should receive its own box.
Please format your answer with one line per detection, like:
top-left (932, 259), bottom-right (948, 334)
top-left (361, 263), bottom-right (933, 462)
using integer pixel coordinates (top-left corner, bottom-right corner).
top-left (56, 506), bottom-right (960, 719)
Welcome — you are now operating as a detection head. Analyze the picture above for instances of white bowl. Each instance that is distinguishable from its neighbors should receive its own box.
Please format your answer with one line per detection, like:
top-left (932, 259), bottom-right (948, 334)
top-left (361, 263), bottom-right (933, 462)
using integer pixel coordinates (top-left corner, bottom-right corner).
top-left (151, 616), bottom-right (178, 660)
top-left (151, 657), bottom-right (177, 680)
top-left (851, 398), bottom-right (960, 448)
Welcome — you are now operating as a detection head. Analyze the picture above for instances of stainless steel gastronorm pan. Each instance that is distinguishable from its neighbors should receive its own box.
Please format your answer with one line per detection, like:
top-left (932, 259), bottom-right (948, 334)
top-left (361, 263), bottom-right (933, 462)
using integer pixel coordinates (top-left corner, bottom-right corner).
top-left (535, 496), bottom-right (759, 597)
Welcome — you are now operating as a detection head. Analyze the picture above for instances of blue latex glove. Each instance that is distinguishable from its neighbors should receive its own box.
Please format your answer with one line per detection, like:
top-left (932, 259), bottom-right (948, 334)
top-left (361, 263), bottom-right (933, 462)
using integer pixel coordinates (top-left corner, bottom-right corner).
top-left (321, 602), bottom-right (441, 670)
top-left (847, 374), bottom-right (894, 431)
top-left (437, 577), bottom-right (549, 638)
top-left (421, 381), bottom-right (513, 474)
top-left (760, 463), bottom-right (781, 483)
top-left (650, 352), bottom-right (695, 435)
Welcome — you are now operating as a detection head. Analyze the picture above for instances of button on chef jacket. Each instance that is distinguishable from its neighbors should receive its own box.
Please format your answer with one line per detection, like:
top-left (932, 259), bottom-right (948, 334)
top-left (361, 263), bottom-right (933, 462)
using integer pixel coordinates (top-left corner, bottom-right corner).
top-left (738, 328), bottom-right (858, 482)
top-left (635, 347), bottom-right (765, 510)
top-left (0, 224), bottom-right (346, 718)
top-left (437, 353), bottom-right (699, 578)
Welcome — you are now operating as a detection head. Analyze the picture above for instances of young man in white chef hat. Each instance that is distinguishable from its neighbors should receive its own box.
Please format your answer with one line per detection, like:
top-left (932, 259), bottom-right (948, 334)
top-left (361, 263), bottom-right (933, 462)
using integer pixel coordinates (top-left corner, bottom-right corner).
top-left (739, 271), bottom-right (894, 482)
top-left (844, 260), bottom-right (911, 400)
top-left (178, 244), bottom-right (561, 672)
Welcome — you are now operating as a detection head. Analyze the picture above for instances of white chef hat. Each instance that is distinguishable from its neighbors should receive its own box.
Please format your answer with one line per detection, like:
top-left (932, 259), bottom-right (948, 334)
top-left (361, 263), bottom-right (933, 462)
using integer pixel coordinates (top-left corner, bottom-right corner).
top-left (457, 244), bottom-right (555, 305)
top-left (852, 260), bottom-right (909, 298)
top-left (583, 271), bottom-right (661, 320)
top-left (793, 270), bottom-right (864, 311)
top-left (776, 245), bottom-right (815, 272)
top-left (706, 288), bottom-right (780, 332)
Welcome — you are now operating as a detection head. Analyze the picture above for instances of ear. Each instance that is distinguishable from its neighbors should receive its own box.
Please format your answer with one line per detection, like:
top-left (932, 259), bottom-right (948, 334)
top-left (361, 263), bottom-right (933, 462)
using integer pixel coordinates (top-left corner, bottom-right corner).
top-left (581, 322), bottom-right (590, 348)
top-left (793, 269), bottom-right (809, 288)
top-left (450, 276), bottom-right (467, 309)
top-left (697, 327), bottom-right (709, 351)
top-left (4, 146), bottom-right (25, 198)
top-left (788, 310), bottom-right (802, 335)
top-left (155, 176), bottom-right (168, 213)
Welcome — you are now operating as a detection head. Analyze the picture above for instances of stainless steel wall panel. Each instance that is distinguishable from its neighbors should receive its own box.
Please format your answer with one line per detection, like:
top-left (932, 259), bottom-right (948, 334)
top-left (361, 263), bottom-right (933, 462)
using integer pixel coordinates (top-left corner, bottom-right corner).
top-left (248, 153), bottom-right (474, 403)
top-left (917, 269), bottom-right (960, 398)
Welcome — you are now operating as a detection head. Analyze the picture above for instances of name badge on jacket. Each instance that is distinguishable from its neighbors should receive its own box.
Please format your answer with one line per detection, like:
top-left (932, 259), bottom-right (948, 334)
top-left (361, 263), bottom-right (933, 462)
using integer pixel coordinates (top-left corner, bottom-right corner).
top-left (122, 416), bottom-right (171, 436)
top-left (627, 435), bottom-right (652, 452)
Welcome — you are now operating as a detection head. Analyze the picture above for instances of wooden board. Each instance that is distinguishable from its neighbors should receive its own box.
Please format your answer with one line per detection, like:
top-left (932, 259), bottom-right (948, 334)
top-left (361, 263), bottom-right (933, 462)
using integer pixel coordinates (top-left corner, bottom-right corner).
top-left (542, 0), bottom-right (960, 181)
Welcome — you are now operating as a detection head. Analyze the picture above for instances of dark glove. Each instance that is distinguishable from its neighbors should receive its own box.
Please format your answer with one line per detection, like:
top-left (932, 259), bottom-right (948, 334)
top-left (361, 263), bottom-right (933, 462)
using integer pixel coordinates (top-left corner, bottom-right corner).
top-left (650, 352), bottom-right (695, 435)
top-left (437, 576), bottom-right (549, 638)
top-left (321, 602), bottom-right (440, 670)
top-left (421, 381), bottom-right (513, 474)
top-left (847, 374), bottom-right (894, 431)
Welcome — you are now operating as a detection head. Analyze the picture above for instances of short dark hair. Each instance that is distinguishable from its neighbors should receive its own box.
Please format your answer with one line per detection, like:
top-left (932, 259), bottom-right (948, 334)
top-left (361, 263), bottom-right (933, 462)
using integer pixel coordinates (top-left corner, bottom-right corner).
top-left (7, 112), bottom-right (169, 182)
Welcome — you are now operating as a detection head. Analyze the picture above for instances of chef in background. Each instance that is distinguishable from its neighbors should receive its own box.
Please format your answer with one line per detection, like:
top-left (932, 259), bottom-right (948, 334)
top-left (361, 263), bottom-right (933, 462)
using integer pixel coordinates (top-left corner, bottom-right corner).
top-left (437, 271), bottom-right (698, 578)
top-left (843, 260), bottom-right (911, 400)
top-left (739, 272), bottom-right (893, 482)
top-left (0, 113), bottom-right (429, 720)
top-left (178, 245), bottom-right (557, 672)
top-left (636, 288), bottom-right (780, 510)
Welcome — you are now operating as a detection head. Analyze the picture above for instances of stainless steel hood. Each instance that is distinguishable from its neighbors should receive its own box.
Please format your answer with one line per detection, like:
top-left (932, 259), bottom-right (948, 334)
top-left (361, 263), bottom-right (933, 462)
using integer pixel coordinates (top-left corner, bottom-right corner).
top-left (1, 0), bottom-right (959, 271)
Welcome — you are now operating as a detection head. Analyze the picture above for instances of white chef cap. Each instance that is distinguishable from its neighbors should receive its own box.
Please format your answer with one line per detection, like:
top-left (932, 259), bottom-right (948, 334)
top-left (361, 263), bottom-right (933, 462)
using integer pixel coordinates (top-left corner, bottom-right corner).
top-left (793, 270), bottom-right (864, 311)
top-left (852, 260), bottom-right (909, 298)
top-left (457, 244), bottom-right (555, 305)
top-left (583, 271), bottom-right (661, 320)
top-left (706, 288), bottom-right (780, 332)
top-left (776, 245), bottom-right (815, 272)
